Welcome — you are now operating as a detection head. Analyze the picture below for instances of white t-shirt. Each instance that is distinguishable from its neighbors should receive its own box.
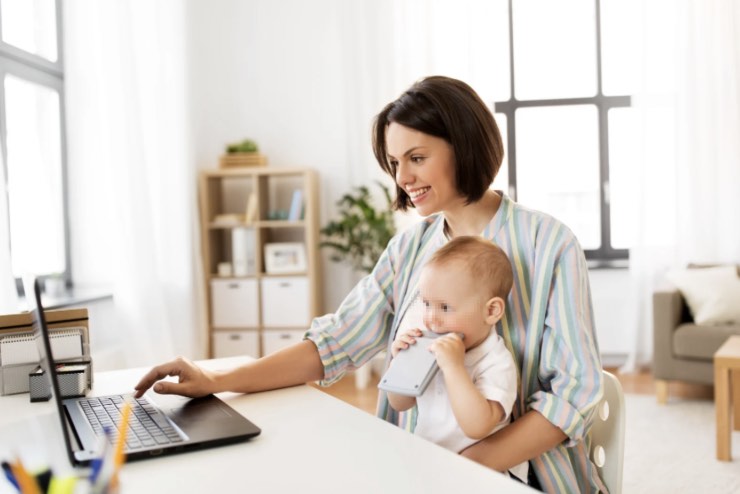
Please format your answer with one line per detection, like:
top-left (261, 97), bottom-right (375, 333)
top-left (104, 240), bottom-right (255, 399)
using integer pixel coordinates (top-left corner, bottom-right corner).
top-left (395, 296), bottom-right (528, 482)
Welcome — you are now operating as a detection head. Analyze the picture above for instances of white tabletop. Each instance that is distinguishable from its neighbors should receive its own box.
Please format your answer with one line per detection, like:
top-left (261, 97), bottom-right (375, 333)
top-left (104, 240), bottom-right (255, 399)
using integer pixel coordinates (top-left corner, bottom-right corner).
top-left (0, 357), bottom-right (533, 493)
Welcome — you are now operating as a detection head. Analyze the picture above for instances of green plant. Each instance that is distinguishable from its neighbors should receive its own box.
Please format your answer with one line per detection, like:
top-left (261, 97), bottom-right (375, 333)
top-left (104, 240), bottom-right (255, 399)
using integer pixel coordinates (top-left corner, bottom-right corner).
top-left (320, 182), bottom-right (396, 274)
top-left (226, 138), bottom-right (259, 153)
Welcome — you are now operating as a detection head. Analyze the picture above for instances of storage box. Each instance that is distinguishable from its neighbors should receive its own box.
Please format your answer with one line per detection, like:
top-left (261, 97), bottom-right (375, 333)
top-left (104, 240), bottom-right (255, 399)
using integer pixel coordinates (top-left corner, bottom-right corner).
top-left (29, 361), bottom-right (91, 402)
top-left (212, 330), bottom-right (259, 358)
top-left (0, 309), bottom-right (92, 395)
top-left (262, 329), bottom-right (305, 356)
top-left (261, 277), bottom-right (310, 327)
top-left (210, 279), bottom-right (259, 327)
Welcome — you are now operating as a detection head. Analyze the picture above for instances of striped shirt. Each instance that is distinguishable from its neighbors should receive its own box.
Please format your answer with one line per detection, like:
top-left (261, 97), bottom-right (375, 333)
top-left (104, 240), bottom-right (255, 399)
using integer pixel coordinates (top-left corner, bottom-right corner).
top-left (305, 193), bottom-right (606, 493)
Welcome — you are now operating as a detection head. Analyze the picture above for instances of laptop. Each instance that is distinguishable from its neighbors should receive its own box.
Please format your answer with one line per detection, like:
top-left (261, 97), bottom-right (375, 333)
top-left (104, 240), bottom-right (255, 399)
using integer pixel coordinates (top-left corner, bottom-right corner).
top-left (22, 276), bottom-right (261, 467)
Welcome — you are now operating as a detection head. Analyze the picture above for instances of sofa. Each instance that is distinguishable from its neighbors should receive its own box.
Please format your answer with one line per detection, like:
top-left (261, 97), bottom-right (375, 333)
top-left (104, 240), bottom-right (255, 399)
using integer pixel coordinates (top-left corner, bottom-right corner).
top-left (653, 267), bottom-right (740, 404)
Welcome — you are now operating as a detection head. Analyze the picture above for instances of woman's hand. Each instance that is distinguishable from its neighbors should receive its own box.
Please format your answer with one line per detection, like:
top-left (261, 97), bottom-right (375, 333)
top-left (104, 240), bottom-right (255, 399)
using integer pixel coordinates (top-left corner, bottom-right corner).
top-left (391, 328), bottom-right (423, 357)
top-left (134, 356), bottom-right (217, 398)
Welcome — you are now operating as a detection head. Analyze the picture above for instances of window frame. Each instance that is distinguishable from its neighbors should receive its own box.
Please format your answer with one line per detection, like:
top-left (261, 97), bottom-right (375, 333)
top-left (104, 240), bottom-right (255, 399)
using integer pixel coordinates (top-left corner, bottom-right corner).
top-left (495, 0), bottom-right (630, 261)
top-left (0, 0), bottom-right (71, 290)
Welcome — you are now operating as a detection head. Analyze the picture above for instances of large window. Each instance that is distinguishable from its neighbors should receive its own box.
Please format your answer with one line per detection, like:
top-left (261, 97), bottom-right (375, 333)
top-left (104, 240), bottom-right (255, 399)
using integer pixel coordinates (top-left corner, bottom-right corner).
top-left (0, 0), bottom-right (69, 285)
top-left (494, 0), bottom-right (635, 261)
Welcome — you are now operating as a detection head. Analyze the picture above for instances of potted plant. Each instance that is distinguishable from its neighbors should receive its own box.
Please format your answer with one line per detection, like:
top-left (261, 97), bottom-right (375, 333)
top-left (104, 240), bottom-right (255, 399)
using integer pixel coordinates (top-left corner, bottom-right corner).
top-left (320, 181), bottom-right (396, 274)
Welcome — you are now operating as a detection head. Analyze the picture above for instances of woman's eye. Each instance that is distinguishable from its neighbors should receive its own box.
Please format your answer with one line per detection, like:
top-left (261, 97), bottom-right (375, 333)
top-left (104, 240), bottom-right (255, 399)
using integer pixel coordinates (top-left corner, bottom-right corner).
top-left (411, 156), bottom-right (424, 164)
top-left (441, 304), bottom-right (451, 312)
top-left (422, 300), bottom-right (430, 308)
top-left (389, 159), bottom-right (398, 167)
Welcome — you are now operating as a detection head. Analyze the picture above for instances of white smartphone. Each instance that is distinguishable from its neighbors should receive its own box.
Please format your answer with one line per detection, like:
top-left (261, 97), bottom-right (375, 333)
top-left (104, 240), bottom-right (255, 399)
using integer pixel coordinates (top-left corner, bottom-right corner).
top-left (378, 330), bottom-right (442, 397)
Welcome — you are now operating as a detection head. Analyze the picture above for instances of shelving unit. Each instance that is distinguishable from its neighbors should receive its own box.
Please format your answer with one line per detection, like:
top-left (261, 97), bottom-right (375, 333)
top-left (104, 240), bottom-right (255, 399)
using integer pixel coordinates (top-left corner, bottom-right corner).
top-left (199, 167), bottom-right (322, 358)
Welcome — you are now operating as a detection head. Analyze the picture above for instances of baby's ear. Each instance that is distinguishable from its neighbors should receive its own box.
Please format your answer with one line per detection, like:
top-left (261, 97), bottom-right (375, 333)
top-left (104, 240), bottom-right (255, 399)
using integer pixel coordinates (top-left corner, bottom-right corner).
top-left (485, 297), bottom-right (505, 325)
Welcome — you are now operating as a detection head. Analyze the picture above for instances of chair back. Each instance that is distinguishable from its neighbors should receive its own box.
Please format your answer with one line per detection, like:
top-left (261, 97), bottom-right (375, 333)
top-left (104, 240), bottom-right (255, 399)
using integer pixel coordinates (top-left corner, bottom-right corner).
top-left (589, 370), bottom-right (625, 494)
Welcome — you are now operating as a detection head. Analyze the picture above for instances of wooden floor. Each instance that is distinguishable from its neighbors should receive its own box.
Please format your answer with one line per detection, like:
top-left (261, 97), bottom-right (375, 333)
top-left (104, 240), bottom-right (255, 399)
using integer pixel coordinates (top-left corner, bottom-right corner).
top-left (311, 366), bottom-right (714, 415)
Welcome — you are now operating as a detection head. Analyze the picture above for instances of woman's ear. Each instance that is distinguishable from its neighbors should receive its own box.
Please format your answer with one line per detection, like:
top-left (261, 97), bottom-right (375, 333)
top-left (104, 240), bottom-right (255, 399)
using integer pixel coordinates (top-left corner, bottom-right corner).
top-left (484, 297), bottom-right (505, 325)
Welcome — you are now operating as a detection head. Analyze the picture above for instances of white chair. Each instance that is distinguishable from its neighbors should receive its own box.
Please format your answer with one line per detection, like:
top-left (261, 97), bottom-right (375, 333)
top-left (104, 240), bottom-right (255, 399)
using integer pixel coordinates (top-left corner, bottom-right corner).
top-left (589, 370), bottom-right (626, 494)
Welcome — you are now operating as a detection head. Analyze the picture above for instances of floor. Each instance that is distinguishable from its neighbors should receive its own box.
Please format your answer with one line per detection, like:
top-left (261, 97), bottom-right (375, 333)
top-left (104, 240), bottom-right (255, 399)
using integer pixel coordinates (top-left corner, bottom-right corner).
top-left (311, 366), bottom-right (714, 415)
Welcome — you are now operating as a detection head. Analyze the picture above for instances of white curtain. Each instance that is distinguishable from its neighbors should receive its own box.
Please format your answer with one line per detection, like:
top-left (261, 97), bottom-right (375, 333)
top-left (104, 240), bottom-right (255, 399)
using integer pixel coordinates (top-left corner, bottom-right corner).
top-left (0, 157), bottom-right (19, 313)
top-left (64, 1), bottom-right (201, 366)
top-left (625, 0), bottom-right (740, 369)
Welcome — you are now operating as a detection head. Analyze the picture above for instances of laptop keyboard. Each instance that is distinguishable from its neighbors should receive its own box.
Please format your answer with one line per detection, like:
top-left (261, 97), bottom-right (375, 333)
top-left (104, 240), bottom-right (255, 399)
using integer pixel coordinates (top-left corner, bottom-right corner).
top-left (80, 395), bottom-right (185, 451)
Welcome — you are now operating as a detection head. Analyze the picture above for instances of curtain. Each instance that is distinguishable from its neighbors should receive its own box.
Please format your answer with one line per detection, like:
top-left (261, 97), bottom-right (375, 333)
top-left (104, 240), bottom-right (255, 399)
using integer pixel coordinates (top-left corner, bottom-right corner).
top-left (624, 0), bottom-right (740, 369)
top-left (64, 1), bottom-right (201, 366)
top-left (0, 157), bottom-right (18, 313)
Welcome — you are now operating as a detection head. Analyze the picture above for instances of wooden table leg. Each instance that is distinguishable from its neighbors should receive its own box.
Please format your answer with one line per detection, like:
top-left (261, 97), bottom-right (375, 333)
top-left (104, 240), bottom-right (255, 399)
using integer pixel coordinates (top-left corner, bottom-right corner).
top-left (716, 364), bottom-right (731, 461)
top-left (733, 369), bottom-right (740, 431)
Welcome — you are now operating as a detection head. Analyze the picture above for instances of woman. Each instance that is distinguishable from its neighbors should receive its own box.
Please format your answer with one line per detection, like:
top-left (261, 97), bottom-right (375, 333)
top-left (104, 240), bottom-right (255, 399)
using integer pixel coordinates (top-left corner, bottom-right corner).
top-left (135, 76), bottom-right (606, 492)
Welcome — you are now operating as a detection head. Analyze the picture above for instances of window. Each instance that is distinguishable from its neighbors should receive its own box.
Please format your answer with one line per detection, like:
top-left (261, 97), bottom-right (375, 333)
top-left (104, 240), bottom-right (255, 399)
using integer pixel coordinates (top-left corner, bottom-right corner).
top-left (494, 0), bottom-right (635, 261)
top-left (0, 0), bottom-right (69, 286)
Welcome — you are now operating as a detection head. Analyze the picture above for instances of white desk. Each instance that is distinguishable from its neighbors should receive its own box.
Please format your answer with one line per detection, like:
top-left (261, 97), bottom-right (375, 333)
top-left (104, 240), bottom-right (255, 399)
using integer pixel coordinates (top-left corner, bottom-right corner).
top-left (0, 357), bottom-right (533, 493)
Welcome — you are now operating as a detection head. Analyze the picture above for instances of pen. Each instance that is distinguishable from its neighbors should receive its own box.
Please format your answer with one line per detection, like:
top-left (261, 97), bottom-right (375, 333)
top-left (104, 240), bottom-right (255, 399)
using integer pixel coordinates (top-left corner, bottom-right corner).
top-left (1, 461), bottom-right (19, 491)
top-left (89, 427), bottom-right (112, 484)
top-left (109, 400), bottom-right (132, 490)
top-left (10, 458), bottom-right (41, 494)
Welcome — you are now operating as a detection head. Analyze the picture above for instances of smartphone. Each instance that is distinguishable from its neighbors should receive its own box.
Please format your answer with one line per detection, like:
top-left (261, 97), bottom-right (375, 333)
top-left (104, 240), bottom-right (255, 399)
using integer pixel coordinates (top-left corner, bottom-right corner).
top-left (377, 330), bottom-right (442, 397)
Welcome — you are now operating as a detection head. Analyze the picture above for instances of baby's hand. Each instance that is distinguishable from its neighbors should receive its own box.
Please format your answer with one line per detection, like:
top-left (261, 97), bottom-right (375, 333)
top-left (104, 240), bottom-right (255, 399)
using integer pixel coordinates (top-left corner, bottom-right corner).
top-left (391, 328), bottom-right (423, 357)
top-left (429, 333), bottom-right (465, 372)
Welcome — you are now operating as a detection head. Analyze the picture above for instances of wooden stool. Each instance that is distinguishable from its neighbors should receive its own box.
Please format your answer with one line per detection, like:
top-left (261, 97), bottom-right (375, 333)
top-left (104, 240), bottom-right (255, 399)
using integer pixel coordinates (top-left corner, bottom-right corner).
top-left (714, 336), bottom-right (740, 461)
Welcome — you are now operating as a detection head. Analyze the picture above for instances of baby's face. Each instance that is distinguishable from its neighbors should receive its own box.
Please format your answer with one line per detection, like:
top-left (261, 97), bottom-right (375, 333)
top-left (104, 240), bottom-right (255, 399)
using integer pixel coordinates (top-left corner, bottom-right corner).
top-left (419, 261), bottom-right (493, 350)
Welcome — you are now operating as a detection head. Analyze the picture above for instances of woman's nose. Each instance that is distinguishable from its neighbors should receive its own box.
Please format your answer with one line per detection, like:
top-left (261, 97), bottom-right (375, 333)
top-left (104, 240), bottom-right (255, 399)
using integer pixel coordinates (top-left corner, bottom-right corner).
top-left (395, 160), bottom-right (413, 188)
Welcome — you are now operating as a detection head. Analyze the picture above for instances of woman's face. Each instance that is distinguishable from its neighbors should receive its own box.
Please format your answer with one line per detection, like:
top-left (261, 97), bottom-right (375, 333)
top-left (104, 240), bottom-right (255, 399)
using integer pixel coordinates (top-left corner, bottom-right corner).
top-left (386, 123), bottom-right (461, 217)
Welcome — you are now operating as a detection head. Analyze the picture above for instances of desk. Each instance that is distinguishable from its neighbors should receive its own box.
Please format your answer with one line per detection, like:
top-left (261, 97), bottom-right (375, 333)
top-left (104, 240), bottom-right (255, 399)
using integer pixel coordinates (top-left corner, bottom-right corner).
top-left (0, 357), bottom-right (532, 493)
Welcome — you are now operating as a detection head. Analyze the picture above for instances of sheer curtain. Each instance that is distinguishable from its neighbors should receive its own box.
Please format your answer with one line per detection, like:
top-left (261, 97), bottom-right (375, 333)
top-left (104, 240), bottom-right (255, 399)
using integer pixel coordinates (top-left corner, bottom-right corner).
top-left (625, 0), bottom-right (740, 368)
top-left (64, 1), bottom-right (200, 366)
top-left (0, 159), bottom-right (18, 313)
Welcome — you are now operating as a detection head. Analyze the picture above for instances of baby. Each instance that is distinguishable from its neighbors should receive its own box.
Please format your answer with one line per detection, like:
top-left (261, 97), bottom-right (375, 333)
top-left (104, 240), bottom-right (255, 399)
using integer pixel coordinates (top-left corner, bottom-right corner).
top-left (386, 235), bottom-right (526, 481)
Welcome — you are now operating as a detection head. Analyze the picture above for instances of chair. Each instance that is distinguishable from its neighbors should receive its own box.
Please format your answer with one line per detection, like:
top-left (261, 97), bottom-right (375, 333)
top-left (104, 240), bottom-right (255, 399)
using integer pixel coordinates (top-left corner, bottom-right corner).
top-left (589, 371), bottom-right (625, 494)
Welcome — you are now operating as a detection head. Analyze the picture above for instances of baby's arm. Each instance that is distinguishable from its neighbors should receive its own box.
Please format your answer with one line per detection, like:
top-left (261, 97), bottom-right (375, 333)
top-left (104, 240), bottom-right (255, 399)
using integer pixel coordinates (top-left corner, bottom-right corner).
top-left (431, 335), bottom-right (506, 439)
top-left (385, 329), bottom-right (422, 411)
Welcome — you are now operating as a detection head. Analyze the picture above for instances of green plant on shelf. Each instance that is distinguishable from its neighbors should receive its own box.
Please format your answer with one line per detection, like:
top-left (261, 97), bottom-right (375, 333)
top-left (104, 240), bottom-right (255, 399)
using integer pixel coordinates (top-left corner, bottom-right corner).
top-left (226, 138), bottom-right (259, 153)
top-left (320, 181), bottom-right (396, 274)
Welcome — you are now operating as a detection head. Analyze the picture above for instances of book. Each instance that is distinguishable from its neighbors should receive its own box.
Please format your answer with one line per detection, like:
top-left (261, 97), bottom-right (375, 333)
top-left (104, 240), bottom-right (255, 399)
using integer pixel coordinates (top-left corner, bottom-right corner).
top-left (288, 190), bottom-right (304, 221)
top-left (244, 192), bottom-right (258, 224)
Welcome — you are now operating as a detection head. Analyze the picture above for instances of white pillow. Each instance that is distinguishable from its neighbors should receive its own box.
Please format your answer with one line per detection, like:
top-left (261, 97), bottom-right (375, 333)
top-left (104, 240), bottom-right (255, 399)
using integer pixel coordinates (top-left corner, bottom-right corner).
top-left (665, 266), bottom-right (740, 325)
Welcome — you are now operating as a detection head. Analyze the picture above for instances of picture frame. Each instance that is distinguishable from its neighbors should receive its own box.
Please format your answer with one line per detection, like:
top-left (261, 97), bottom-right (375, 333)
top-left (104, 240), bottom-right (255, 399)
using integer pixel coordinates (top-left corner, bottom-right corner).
top-left (264, 242), bottom-right (307, 274)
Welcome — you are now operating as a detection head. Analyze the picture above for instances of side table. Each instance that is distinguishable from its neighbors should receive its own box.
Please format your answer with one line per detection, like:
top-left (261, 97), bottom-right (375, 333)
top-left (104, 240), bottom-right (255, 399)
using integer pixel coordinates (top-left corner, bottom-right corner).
top-left (714, 335), bottom-right (740, 461)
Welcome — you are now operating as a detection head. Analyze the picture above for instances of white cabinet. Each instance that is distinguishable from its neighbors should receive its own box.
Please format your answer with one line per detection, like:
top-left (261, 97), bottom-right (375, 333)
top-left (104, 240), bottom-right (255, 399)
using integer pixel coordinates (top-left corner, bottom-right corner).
top-left (261, 277), bottom-right (310, 327)
top-left (213, 330), bottom-right (259, 358)
top-left (262, 329), bottom-right (305, 355)
top-left (210, 279), bottom-right (258, 327)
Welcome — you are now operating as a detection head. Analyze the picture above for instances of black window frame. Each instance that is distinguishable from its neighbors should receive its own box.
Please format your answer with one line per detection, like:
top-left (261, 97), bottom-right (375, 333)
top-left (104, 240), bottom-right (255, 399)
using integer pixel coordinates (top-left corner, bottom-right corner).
top-left (495, 0), bottom-right (630, 261)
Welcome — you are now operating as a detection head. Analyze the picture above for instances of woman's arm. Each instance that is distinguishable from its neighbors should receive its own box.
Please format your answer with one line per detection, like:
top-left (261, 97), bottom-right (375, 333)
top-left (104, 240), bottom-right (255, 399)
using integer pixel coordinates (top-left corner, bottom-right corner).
top-left (134, 340), bottom-right (324, 398)
top-left (460, 410), bottom-right (566, 472)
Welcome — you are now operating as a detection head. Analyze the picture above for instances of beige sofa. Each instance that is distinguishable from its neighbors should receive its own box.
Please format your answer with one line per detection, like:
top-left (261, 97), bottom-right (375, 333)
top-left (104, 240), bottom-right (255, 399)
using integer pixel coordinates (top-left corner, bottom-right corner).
top-left (653, 284), bottom-right (740, 403)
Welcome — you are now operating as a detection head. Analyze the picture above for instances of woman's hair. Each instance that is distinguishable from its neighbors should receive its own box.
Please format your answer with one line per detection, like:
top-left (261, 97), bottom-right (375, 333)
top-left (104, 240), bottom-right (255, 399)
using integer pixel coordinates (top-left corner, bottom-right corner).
top-left (372, 76), bottom-right (504, 211)
top-left (427, 236), bottom-right (513, 300)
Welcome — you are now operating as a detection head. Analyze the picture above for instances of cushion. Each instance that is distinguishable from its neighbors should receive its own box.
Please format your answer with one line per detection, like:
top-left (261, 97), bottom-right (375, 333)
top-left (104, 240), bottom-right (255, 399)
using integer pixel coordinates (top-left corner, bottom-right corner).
top-left (673, 323), bottom-right (740, 360)
top-left (665, 266), bottom-right (740, 325)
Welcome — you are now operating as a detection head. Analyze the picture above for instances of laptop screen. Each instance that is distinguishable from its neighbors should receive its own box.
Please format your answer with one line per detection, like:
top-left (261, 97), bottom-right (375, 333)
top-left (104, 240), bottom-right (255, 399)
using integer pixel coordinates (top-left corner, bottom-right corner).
top-left (22, 275), bottom-right (80, 466)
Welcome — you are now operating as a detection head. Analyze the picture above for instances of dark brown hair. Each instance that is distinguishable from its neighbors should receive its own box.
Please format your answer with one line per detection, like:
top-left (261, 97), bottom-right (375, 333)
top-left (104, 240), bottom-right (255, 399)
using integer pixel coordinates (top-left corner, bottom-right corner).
top-left (372, 76), bottom-right (504, 211)
top-left (427, 236), bottom-right (513, 300)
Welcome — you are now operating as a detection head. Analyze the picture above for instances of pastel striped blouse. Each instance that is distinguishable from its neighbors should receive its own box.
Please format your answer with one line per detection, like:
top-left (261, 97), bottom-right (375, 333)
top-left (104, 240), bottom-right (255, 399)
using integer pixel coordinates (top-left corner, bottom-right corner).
top-left (305, 193), bottom-right (606, 493)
